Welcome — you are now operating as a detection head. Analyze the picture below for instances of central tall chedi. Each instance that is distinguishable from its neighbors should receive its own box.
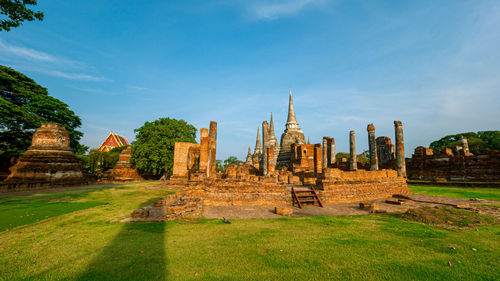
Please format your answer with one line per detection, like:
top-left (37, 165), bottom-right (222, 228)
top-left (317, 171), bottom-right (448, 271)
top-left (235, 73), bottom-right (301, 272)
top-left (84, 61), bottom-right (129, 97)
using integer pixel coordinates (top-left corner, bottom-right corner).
top-left (277, 89), bottom-right (306, 168)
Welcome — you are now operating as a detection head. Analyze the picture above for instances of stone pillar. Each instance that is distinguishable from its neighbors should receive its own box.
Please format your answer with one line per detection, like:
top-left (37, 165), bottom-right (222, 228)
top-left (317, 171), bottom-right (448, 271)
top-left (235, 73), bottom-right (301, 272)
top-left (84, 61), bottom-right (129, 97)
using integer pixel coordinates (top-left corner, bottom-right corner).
top-left (314, 144), bottom-right (322, 175)
top-left (322, 137), bottom-right (336, 169)
top-left (208, 121), bottom-right (217, 178)
top-left (367, 123), bottom-right (378, 171)
top-left (460, 135), bottom-right (471, 156)
top-left (330, 138), bottom-right (336, 165)
top-left (267, 147), bottom-right (275, 175)
top-left (349, 130), bottom-right (357, 171)
top-left (262, 121), bottom-right (269, 175)
top-left (394, 121), bottom-right (406, 177)
top-left (322, 137), bottom-right (328, 169)
top-left (199, 128), bottom-right (209, 173)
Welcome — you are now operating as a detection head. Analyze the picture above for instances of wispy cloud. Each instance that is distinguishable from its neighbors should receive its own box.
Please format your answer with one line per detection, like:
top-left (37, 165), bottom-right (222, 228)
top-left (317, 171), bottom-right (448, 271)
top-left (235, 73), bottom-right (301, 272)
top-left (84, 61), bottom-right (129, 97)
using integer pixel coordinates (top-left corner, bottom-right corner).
top-left (67, 85), bottom-right (117, 95)
top-left (43, 70), bottom-right (107, 81)
top-left (246, 0), bottom-right (330, 20)
top-left (0, 39), bottom-right (107, 82)
top-left (127, 85), bottom-right (152, 91)
top-left (0, 40), bottom-right (57, 62)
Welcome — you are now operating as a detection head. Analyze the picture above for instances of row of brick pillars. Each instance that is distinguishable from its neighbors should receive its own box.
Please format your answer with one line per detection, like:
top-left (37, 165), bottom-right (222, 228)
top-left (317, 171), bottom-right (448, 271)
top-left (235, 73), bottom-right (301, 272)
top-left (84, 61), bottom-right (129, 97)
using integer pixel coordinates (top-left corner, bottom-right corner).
top-left (348, 121), bottom-right (406, 177)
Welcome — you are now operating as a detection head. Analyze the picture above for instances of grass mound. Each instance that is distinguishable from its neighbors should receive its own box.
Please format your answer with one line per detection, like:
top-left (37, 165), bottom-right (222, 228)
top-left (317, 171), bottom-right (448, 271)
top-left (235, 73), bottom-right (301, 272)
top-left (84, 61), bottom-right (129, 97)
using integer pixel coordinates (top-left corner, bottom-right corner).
top-left (399, 206), bottom-right (496, 229)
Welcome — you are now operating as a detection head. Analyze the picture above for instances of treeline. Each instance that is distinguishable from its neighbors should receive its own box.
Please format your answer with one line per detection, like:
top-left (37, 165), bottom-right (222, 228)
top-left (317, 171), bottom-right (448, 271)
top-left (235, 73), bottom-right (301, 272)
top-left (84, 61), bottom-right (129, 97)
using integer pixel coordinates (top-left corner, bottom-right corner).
top-left (429, 131), bottom-right (500, 154)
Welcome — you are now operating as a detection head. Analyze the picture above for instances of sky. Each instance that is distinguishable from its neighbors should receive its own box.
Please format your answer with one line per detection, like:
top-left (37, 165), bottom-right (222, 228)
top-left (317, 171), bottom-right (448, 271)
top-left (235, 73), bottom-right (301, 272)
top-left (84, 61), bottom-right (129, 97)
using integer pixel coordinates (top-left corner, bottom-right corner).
top-left (1, 0), bottom-right (499, 160)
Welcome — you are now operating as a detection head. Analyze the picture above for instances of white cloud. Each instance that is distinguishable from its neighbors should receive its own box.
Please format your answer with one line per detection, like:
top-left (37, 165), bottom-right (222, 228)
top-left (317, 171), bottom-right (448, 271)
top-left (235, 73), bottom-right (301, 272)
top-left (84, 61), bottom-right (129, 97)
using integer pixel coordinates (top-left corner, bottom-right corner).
top-left (0, 39), bottom-right (107, 82)
top-left (247, 0), bottom-right (330, 20)
top-left (0, 40), bottom-right (57, 62)
top-left (43, 70), bottom-right (107, 81)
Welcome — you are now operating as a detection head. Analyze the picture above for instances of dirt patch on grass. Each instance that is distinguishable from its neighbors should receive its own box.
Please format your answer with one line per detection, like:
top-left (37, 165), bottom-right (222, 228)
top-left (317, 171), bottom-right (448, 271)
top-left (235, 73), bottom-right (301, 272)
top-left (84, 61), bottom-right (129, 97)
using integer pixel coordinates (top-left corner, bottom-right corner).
top-left (399, 206), bottom-right (497, 229)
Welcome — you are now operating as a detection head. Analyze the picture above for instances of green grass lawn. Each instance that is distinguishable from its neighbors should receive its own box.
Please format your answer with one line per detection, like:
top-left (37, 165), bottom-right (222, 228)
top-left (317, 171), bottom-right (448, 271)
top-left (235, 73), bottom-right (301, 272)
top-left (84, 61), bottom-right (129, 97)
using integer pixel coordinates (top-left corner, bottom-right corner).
top-left (409, 184), bottom-right (500, 201)
top-left (0, 183), bottom-right (499, 280)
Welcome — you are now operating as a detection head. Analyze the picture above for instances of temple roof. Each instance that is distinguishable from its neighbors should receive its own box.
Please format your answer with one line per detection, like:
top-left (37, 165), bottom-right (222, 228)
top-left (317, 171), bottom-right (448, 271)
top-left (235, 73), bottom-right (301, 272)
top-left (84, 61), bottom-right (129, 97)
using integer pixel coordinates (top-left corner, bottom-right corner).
top-left (98, 132), bottom-right (130, 152)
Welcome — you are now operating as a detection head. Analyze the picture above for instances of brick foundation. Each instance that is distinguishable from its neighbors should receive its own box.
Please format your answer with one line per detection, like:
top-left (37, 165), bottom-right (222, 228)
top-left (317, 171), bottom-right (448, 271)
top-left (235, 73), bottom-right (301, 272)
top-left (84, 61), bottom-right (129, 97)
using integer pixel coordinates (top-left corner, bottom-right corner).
top-left (318, 168), bottom-right (410, 204)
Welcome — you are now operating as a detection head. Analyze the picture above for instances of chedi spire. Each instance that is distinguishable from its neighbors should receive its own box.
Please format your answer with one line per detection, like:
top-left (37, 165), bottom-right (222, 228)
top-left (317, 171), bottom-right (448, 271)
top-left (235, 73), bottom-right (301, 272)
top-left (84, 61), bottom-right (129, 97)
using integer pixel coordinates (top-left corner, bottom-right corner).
top-left (269, 112), bottom-right (276, 138)
top-left (254, 127), bottom-right (262, 154)
top-left (286, 89), bottom-right (299, 130)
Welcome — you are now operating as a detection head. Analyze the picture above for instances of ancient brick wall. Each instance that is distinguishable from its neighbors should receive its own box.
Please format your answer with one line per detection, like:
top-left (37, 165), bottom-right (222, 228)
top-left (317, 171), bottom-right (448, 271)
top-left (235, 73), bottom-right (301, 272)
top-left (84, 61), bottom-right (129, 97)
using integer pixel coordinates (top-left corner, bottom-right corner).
top-left (172, 142), bottom-right (200, 177)
top-left (406, 148), bottom-right (500, 182)
top-left (180, 179), bottom-right (291, 206)
top-left (318, 168), bottom-right (410, 203)
top-left (377, 136), bottom-right (395, 169)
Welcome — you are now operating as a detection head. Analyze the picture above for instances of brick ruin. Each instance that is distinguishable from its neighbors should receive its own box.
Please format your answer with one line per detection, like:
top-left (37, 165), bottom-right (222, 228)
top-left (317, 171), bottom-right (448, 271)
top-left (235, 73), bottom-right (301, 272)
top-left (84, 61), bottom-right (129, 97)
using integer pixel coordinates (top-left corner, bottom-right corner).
top-left (406, 138), bottom-right (500, 182)
top-left (171, 121), bottom-right (218, 182)
top-left (1, 122), bottom-right (87, 191)
top-left (109, 146), bottom-right (142, 181)
top-left (140, 93), bottom-right (411, 221)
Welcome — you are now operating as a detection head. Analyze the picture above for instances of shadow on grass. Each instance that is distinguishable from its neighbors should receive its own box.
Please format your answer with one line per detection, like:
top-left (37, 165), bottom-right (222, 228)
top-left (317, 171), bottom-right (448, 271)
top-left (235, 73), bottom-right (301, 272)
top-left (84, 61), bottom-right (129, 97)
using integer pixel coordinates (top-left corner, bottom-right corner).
top-left (74, 201), bottom-right (168, 280)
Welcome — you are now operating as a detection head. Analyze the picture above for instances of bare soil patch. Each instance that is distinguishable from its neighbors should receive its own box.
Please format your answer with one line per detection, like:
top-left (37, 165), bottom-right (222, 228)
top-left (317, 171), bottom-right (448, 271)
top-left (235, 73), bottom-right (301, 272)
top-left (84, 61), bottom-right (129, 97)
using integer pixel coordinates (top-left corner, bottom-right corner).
top-left (398, 205), bottom-right (497, 229)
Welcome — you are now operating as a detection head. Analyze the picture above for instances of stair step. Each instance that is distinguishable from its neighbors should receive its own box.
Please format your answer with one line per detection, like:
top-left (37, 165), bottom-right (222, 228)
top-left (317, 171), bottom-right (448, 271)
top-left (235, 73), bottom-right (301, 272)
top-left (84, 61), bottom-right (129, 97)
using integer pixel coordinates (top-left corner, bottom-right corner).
top-left (297, 195), bottom-right (315, 198)
top-left (299, 199), bottom-right (319, 203)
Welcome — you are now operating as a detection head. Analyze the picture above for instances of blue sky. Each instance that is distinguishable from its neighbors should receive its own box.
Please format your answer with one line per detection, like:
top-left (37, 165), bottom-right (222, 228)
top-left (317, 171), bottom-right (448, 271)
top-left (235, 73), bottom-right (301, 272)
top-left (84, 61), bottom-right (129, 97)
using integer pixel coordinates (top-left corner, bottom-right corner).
top-left (1, 0), bottom-right (499, 160)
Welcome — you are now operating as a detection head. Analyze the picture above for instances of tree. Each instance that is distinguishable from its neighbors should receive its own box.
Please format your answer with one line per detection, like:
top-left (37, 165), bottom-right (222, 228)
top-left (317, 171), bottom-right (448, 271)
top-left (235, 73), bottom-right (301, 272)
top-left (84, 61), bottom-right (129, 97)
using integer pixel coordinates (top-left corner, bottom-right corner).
top-left (223, 156), bottom-right (242, 169)
top-left (0, 0), bottom-right (44, 31)
top-left (0, 65), bottom-right (86, 157)
top-left (335, 152), bottom-right (368, 163)
top-left (215, 160), bottom-right (224, 172)
top-left (131, 118), bottom-right (197, 176)
top-left (429, 131), bottom-right (499, 154)
top-left (88, 146), bottom-right (127, 172)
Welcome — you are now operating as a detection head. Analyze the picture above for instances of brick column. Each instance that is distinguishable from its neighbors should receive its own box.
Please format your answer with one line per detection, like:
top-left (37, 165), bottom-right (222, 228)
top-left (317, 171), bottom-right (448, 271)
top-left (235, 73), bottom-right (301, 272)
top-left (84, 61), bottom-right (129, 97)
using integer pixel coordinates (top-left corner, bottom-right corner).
top-left (208, 121), bottom-right (217, 178)
top-left (314, 143), bottom-right (322, 175)
top-left (199, 128), bottom-right (209, 174)
top-left (394, 121), bottom-right (406, 177)
top-left (367, 123), bottom-right (378, 171)
top-left (322, 137), bottom-right (328, 169)
top-left (262, 121), bottom-right (269, 175)
top-left (330, 138), bottom-right (336, 165)
top-left (349, 130), bottom-right (357, 171)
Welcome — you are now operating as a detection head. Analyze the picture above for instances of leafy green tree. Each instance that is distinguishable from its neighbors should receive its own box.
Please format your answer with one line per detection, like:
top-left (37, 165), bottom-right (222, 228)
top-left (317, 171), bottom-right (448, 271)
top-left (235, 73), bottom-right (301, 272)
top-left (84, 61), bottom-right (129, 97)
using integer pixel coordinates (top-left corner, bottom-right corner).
top-left (0, 65), bottom-right (86, 156)
top-left (429, 131), bottom-right (499, 154)
top-left (335, 152), bottom-right (368, 163)
top-left (87, 146), bottom-right (127, 172)
top-left (131, 118), bottom-right (196, 176)
top-left (477, 131), bottom-right (500, 151)
top-left (215, 160), bottom-right (224, 172)
top-left (0, 0), bottom-right (44, 31)
top-left (223, 156), bottom-right (242, 169)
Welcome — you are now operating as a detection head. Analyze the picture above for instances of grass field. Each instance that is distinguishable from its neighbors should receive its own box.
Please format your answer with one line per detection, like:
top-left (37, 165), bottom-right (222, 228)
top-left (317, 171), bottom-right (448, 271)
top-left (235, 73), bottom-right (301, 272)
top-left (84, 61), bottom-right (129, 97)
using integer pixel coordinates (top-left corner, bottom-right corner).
top-left (408, 184), bottom-right (500, 201)
top-left (0, 183), bottom-right (498, 280)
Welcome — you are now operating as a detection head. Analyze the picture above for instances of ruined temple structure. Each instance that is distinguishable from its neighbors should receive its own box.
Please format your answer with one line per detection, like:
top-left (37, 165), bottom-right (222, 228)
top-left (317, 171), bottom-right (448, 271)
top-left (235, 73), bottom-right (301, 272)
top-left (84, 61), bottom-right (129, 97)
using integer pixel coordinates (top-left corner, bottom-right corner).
top-left (277, 90), bottom-right (306, 168)
top-left (97, 132), bottom-right (130, 152)
top-left (247, 90), bottom-right (306, 175)
top-left (148, 90), bottom-right (412, 222)
top-left (110, 146), bottom-right (142, 181)
top-left (406, 141), bottom-right (500, 182)
top-left (376, 136), bottom-right (395, 169)
top-left (244, 91), bottom-right (407, 179)
top-left (171, 121), bottom-right (218, 181)
top-left (138, 115), bottom-right (411, 221)
top-left (1, 123), bottom-right (87, 190)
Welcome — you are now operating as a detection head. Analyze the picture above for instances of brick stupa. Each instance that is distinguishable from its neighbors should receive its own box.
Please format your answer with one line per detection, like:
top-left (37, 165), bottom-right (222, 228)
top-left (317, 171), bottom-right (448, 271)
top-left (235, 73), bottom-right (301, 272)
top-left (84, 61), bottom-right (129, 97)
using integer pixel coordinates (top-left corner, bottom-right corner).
top-left (3, 122), bottom-right (86, 190)
top-left (110, 146), bottom-right (142, 181)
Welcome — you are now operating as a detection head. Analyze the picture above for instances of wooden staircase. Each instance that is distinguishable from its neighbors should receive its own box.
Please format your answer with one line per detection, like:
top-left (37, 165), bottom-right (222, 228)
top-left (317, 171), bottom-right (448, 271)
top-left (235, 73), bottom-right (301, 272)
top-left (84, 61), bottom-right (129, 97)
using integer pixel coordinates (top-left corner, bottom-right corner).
top-left (292, 185), bottom-right (323, 208)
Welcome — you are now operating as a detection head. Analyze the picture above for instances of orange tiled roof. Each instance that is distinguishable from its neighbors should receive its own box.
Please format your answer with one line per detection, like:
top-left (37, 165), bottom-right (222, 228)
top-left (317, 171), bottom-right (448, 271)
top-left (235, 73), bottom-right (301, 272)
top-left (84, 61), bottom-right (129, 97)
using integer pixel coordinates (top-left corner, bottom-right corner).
top-left (97, 132), bottom-right (130, 152)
